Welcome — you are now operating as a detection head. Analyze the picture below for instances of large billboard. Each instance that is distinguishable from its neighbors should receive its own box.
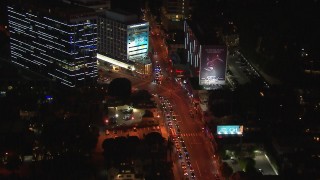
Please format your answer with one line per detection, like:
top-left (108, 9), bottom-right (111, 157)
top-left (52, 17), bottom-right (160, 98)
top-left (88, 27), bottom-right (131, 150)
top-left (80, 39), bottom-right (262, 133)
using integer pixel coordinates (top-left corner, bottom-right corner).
top-left (199, 45), bottom-right (227, 86)
top-left (127, 22), bottom-right (149, 61)
top-left (217, 125), bottom-right (243, 135)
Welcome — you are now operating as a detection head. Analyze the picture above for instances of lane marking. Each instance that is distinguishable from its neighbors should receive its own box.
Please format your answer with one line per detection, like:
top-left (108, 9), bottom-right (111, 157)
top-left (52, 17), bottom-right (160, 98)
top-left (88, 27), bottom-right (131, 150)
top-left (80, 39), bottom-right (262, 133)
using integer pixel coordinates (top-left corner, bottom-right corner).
top-left (196, 161), bottom-right (202, 177)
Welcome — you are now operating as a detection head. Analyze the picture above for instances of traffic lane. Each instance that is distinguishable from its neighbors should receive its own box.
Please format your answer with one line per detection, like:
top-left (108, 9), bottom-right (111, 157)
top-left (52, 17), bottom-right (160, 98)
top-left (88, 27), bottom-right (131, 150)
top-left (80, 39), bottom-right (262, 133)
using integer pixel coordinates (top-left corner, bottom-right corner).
top-left (147, 85), bottom-right (217, 179)
top-left (105, 70), bottom-right (141, 83)
top-left (186, 135), bottom-right (217, 180)
top-left (169, 88), bottom-right (217, 179)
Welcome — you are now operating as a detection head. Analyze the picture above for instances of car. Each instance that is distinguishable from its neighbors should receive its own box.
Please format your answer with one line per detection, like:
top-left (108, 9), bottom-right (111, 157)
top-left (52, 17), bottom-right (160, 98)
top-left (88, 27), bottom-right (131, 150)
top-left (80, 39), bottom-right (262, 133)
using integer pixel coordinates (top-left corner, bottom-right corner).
top-left (172, 135), bottom-right (177, 141)
top-left (178, 152), bottom-right (183, 159)
top-left (175, 141), bottom-right (180, 148)
top-left (123, 114), bottom-right (132, 120)
top-left (258, 169), bottom-right (264, 175)
top-left (172, 116), bottom-right (176, 121)
top-left (181, 162), bottom-right (186, 169)
top-left (189, 166), bottom-right (194, 172)
top-left (190, 172), bottom-right (195, 179)
top-left (183, 148), bottom-right (188, 154)
top-left (176, 147), bottom-right (181, 153)
top-left (180, 137), bottom-right (185, 143)
top-left (105, 130), bottom-right (110, 135)
top-left (185, 154), bottom-right (190, 160)
top-left (181, 142), bottom-right (186, 149)
top-left (214, 174), bottom-right (220, 180)
top-left (183, 169), bottom-right (188, 176)
top-left (121, 109), bottom-right (133, 114)
top-left (231, 158), bottom-right (237, 164)
top-left (186, 160), bottom-right (191, 167)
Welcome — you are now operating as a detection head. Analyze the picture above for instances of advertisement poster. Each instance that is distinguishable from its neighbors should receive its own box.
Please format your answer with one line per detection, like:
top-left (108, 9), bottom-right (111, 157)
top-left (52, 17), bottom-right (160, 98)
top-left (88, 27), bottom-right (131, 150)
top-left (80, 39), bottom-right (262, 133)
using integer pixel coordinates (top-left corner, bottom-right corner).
top-left (199, 45), bottom-right (227, 86)
top-left (127, 23), bottom-right (149, 60)
top-left (217, 125), bottom-right (243, 135)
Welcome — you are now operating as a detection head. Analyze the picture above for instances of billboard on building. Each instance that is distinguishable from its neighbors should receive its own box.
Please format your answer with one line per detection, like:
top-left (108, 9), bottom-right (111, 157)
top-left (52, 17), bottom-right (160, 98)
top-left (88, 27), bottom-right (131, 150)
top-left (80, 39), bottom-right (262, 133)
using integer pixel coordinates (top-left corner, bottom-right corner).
top-left (127, 22), bottom-right (149, 61)
top-left (199, 45), bottom-right (227, 86)
top-left (217, 125), bottom-right (243, 135)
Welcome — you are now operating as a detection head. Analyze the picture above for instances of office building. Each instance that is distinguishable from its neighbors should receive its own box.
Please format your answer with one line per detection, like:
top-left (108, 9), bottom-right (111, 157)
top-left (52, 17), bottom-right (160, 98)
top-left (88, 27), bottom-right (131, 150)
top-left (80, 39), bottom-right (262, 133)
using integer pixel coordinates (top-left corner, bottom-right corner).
top-left (184, 20), bottom-right (227, 89)
top-left (97, 9), bottom-right (151, 74)
top-left (161, 0), bottom-right (190, 31)
top-left (7, 0), bottom-right (98, 87)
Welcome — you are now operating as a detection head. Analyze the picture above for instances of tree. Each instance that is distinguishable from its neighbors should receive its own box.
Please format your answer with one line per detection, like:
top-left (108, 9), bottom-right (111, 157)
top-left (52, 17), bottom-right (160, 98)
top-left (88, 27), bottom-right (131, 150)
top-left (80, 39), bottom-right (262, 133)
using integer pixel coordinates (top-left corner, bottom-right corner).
top-left (131, 89), bottom-right (152, 105)
top-left (243, 157), bottom-right (256, 173)
top-left (108, 78), bottom-right (132, 101)
top-left (220, 162), bottom-right (233, 180)
top-left (143, 110), bottom-right (154, 117)
top-left (5, 153), bottom-right (22, 172)
top-left (207, 89), bottom-right (233, 117)
top-left (144, 132), bottom-right (164, 146)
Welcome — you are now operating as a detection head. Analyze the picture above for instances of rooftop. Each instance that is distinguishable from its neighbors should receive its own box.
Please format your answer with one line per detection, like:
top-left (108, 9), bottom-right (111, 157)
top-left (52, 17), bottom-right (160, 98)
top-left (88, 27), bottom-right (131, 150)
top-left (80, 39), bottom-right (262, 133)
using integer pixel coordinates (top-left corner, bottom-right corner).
top-left (103, 9), bottom-right (141, 24)
top-left (9, 0), bottom-right (96, 20)
top-left (186, 18), bottom-right (224, 45)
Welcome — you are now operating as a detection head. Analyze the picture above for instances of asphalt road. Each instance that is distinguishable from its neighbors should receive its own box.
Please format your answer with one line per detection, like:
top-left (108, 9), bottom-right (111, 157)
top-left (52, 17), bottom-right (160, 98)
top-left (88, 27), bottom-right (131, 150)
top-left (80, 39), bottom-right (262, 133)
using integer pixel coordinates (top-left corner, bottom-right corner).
top-left (140, 31), bottom-right (219, 179)
top-left (96, 25), bottom-right (220, 180)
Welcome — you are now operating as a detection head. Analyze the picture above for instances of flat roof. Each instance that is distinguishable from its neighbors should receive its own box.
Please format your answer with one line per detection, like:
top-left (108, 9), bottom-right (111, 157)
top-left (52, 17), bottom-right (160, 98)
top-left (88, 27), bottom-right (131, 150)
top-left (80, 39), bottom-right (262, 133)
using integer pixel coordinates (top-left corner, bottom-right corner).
top-left (186, 19), bottom-right (223, 45)
top-left (9, 0), bottom-right (96, 20)
top-left (102, 9), bottom-right (141, 24)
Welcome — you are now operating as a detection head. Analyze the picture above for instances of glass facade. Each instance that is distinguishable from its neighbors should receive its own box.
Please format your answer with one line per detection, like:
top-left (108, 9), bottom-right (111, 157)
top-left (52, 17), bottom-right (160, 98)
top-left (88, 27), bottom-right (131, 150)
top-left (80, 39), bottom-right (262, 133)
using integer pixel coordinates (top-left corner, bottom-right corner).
top-left (97, 17), bottom-right (127, 61)
top-left (97, 17), bottom-right (149, 63)
top-left (7, 5), bottom-right (98, 87)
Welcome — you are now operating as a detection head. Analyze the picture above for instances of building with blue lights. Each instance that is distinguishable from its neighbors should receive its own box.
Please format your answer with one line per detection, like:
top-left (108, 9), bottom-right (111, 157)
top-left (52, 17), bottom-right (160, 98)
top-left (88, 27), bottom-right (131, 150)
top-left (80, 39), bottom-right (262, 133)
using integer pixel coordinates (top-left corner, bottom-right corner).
top-left (7, 1), bottom-right (98, 87)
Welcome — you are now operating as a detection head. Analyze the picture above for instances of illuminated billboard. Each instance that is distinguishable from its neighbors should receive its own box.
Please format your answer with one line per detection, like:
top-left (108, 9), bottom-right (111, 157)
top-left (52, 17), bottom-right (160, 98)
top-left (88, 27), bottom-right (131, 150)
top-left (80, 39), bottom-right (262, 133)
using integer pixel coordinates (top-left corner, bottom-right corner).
top-left (217, 125), bottom-right (243, 135)
top-left (127, 22), bottom-right (149, 61)
top-left (199, 45), bottom-right (227, 86)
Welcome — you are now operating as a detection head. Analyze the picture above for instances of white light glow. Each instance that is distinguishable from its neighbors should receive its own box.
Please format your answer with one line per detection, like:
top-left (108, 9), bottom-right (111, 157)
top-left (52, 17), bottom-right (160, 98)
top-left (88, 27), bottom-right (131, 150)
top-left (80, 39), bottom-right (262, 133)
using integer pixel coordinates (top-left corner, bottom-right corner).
top-left (97, 54), bottom-right (135, 70)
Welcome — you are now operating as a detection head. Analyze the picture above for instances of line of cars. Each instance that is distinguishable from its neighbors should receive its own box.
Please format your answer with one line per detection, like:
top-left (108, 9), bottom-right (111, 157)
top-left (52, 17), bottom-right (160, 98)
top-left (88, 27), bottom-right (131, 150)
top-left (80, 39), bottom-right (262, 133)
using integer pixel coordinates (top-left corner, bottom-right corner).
top-left (157, 95), bottom-right (196, 179)
top-left (153, 64), bottom-right (163, 85)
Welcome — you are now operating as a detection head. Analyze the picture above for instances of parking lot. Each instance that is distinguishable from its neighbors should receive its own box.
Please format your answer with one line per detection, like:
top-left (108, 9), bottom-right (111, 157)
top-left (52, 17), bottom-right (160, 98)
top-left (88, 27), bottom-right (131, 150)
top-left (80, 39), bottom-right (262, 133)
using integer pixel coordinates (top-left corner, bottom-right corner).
top-left (222, 150), bottom-right (278, 175)
top-left (106, 105), bottom-right (160, 129)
